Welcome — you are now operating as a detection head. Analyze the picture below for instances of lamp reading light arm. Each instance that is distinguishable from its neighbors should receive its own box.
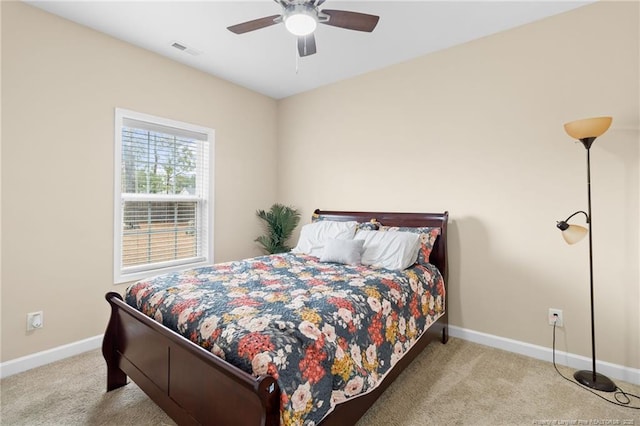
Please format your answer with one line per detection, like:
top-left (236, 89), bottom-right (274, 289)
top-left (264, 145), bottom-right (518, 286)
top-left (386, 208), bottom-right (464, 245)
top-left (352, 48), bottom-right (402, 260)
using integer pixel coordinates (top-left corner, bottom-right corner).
top-left (556, 210), bottom-right (590, 231)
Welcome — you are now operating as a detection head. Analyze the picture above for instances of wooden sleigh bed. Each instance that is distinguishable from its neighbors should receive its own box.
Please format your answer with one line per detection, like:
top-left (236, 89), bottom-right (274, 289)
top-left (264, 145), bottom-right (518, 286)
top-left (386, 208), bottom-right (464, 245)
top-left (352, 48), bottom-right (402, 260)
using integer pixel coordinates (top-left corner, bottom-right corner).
top-left (103, 209), bottom-right (449, 425)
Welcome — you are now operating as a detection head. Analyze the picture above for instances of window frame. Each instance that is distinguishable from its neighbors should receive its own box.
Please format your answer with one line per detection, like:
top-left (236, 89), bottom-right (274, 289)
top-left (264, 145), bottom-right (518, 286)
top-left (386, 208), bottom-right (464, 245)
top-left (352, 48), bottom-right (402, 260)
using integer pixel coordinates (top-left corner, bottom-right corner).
top-left (113, 108), bottom-right (214, 284)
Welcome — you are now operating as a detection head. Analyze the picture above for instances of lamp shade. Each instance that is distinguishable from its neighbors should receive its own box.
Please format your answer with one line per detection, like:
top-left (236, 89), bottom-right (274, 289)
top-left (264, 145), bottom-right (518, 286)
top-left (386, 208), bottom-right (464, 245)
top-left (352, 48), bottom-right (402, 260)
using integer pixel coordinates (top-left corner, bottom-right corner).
top-left (564, 117), bottom-right (612, 140)
top-left (561, 224), bottom-right (588, 245)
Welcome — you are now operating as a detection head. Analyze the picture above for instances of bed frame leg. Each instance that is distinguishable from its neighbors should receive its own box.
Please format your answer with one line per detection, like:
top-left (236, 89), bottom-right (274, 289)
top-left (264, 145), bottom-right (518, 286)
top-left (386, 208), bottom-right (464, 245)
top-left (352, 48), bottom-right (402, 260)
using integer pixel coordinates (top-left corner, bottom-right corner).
top-left (105, 364), bottom-right (128, 391)
top-left (103, 292), bottom-right (128, 391)
top-left (440, 311), bottom-right (449, 344)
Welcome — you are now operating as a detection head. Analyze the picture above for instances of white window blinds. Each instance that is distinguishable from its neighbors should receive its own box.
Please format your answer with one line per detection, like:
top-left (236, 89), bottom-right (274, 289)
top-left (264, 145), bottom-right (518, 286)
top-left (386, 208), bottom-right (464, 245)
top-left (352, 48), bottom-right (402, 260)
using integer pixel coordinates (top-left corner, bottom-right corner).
top-left (114, 109), bottom-right (214, 283)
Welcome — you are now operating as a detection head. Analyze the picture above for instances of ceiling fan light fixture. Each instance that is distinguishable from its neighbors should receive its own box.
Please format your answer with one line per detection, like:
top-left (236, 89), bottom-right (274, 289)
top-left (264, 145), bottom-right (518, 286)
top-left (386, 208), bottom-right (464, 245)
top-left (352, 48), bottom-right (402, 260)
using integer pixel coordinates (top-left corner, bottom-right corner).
top-left (284, 6), bottom-right (317, 36)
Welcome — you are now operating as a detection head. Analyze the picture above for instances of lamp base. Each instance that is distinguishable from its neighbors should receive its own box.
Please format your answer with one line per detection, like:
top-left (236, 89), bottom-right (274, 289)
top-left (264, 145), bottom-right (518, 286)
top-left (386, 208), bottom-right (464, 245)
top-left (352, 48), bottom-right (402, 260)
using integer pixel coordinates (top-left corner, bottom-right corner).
top-left (573, 370), bottom-right (616, 392)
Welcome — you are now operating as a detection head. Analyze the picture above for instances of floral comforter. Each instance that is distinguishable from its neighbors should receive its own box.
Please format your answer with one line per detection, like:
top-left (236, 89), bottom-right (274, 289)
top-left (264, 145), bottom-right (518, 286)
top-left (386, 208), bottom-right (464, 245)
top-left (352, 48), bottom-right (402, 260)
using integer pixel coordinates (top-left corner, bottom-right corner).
top-left (126, 253), bottom-right (445, 425)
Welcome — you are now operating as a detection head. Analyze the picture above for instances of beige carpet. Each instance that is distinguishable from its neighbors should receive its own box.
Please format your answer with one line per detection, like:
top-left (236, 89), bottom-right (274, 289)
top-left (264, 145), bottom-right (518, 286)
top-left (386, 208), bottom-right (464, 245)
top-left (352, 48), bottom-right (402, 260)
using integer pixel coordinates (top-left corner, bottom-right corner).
top-left (1, 338), bottom-right (638, 425)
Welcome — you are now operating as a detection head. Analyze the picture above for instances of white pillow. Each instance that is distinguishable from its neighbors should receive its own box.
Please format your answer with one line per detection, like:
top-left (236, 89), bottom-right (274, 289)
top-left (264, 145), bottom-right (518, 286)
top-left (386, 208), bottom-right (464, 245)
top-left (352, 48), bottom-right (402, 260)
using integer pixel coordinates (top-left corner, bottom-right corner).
top-left (291, 220), bottom-right (358, 257)
top-left (320, 238), bottom-right (365, 265)
top-left (355, 230), bottom-right (420, 271)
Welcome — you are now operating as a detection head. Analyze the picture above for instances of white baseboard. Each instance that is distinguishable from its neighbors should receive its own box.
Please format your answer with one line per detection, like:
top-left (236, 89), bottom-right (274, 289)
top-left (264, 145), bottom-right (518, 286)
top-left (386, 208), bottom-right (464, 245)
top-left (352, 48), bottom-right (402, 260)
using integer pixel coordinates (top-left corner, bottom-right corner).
top-left (1, 328), bottom-right (638, 387)
top-left (0, 334), bottom-right (103, 379)
top-left (449, 325), bottom-right (640, 386)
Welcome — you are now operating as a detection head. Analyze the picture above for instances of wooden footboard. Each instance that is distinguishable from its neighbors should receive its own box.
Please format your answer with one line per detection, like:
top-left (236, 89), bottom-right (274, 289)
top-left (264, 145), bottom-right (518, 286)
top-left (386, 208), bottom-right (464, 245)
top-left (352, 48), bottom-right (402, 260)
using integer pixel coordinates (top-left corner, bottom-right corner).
top-left (102, 292), bottom-right (280, 426)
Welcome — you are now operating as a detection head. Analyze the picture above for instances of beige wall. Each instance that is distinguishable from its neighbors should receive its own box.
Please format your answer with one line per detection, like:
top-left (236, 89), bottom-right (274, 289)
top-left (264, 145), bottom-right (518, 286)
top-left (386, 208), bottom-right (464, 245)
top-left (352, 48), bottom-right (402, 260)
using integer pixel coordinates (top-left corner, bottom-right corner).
top-left (2, 0), bottom-right (639, 371)
top-left (277, 1), bottom-right (639, 369)
top-left (1, 2), bottom-right (278, 361)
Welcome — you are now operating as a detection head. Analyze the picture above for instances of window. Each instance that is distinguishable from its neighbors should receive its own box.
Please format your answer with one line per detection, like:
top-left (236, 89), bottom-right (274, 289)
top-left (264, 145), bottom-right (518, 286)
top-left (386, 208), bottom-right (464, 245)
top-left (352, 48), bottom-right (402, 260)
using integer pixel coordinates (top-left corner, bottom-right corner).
top-left (114, 108), bottom-right (214, 283)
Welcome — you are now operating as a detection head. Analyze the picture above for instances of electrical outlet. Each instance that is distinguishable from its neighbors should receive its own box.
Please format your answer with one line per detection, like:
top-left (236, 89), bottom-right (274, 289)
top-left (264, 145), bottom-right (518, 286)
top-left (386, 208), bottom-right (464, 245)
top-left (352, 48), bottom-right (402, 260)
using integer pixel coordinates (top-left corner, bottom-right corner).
top-left (27, 311), bottom-right (44, 331)
top-left (548, 308), bottom-right (563, 327)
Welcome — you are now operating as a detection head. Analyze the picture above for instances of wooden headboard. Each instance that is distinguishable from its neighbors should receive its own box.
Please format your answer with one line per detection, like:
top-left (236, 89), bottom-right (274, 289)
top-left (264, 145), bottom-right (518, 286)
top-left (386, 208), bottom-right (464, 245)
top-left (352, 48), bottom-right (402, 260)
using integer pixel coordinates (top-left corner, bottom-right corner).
top-left (313, 209), bottom-right (449, 283)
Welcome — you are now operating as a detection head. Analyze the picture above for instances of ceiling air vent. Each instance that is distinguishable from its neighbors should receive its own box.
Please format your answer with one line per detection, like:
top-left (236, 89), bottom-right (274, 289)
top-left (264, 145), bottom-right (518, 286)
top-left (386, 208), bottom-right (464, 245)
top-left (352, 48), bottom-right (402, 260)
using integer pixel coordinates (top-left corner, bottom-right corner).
top-left (170, 41), bottom-right (202, 56)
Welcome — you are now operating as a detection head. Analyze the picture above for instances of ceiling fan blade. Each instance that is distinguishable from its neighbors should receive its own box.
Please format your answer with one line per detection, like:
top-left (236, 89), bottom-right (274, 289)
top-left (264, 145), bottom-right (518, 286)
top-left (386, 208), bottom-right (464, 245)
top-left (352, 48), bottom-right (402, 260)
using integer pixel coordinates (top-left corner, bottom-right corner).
top-left (297, 34), bottom-right (317, 57)
top-left (227, 14), bottom-right (281, 34)
top-left (320, 9), bottom-right (379, 32)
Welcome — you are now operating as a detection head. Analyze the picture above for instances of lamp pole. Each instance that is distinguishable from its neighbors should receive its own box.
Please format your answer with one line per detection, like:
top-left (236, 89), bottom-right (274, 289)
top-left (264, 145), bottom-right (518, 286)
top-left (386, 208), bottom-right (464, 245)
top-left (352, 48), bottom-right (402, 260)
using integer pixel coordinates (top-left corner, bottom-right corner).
top-left (585, 141), bottom-right (597, 385)
top-left (572, 137), bottom-right (616, 392)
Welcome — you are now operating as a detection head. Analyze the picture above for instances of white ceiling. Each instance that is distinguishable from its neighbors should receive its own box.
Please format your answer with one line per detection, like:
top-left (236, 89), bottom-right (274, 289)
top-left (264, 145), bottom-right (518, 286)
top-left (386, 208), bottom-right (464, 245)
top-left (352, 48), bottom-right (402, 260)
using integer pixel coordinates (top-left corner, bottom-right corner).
top-left (26, 0), bottom-right (593, 99)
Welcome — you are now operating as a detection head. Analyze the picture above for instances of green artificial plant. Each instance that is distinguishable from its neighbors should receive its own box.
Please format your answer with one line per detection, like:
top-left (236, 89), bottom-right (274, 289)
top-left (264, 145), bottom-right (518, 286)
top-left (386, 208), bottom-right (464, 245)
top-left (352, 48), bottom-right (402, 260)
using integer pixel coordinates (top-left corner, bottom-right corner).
top-left (255, 203), bottom-right (301, 254)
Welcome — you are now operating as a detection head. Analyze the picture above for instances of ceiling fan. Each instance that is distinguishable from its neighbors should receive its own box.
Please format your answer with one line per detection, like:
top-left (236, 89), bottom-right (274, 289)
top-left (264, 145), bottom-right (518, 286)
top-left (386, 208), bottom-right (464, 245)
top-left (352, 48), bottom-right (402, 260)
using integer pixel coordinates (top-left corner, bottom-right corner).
top-left (227, 0), bottom-right (380, 57)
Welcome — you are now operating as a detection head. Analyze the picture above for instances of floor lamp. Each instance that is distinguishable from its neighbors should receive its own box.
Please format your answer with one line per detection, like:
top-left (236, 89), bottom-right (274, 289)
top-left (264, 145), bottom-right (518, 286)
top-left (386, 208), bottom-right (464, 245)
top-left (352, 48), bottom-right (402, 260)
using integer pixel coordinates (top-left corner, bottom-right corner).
top-left (556, 116), bottom-right (616, 392)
